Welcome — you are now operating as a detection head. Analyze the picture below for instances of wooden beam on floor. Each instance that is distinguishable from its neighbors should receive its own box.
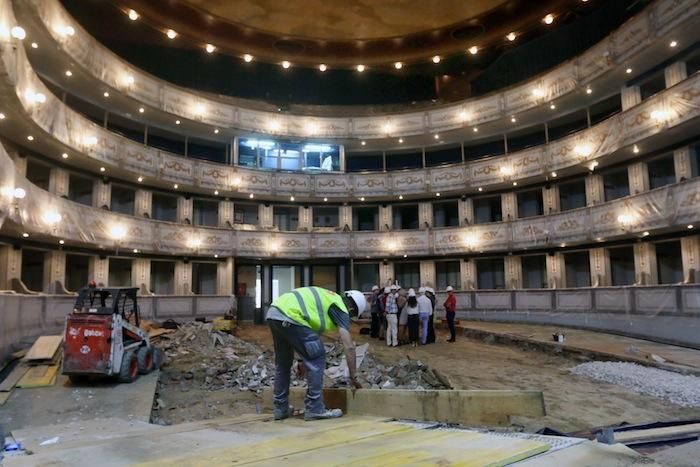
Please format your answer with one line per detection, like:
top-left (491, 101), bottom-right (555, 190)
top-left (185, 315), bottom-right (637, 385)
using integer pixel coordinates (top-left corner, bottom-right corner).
top-left (262, 388), bottom-right (545, 426)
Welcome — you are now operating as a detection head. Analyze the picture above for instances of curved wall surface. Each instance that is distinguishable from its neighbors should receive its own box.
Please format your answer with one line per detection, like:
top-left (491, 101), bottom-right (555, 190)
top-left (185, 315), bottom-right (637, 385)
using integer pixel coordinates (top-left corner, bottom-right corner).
top-left (0, 0), bottom-right (700, 359)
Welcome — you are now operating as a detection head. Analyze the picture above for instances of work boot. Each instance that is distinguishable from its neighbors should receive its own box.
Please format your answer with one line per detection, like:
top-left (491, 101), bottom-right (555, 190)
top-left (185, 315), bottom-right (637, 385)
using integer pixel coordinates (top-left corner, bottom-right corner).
top-left (304, 408), bottom-right (343, 421)
top-left (273, 405), bottom-right (293, 420)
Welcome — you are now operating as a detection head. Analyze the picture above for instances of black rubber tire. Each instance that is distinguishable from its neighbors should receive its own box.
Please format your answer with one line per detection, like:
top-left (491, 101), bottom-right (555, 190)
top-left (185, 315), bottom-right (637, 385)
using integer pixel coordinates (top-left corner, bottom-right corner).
top-left (152, 347), bottom-right (164, 370)
top-left (136, 346), bottom-right (154, 374)
top-left (118, 351), bottom-right (139, 383)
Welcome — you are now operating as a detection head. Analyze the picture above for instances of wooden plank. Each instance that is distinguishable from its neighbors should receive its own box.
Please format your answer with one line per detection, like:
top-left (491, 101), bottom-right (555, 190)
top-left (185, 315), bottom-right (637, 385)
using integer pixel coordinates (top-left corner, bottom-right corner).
top-left (141, 418), bottom-right (412, 466)
top-left (615, 423), bottom-right (700, 443)
top-left (24, 336), bottom-right (63, 362)
top-left (0, 364), bottom-right (29, 392)
top-left (262, 388), bottom-right (546, 427)
top-left (16, 364), bottom-right (60, 388)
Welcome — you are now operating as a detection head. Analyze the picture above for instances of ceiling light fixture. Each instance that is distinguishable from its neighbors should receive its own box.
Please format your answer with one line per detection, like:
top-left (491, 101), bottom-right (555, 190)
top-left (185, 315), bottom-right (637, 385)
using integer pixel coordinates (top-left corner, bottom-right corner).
top-left (99, 166), bottom-right (105, 172)
top-left (22, 233), bottom-right (29, 238)
top-left (65, 70), bottom-right (72, 77)
top-left (356, 64), bottom-right (365, 72)
top-left (290, 196), bottom-right (295, 201)
top-left (688, 224), bottom-right (694, 230)
top-left (511, 116), bottom-right (516, 123)
top-left (319, 63), bottom-right (327, 72)
top-left (30, 42), bottom-right (38, 48)
top-left (626, 67), bottom-right (632, 74)
top-left (138, 107), bottom-right (144, 113)
top-left (128, 9), bottom-right (139, 20)
top-left (323, 197), bottom-right (328, 202)
top-left (543, 14), bottom-right (554, 25)
top-left (473, 127), bottom-right (478, 132)
top-left (103, 91), bottom-right (109, 97)
top-left (468, 46), bottom-right (478, 55)
top-left (550, 103), bottom-right (556, 110)
top-left (26, 135), bottom-right (34, 141)
top-left (478, 187), bottom-right (483, 192)
top-left (394, 62), bottom-right (402, 69)
top-left (633, 145), bottom-right (640, 154)
top-left (214, 190), bottom-right (219, 195)
top-left (586, 87), bottom-right (592, 94)
top-left (551, 171), bottom-right (557, 177)
top-left (173, 184), bottom-right (178, 189)
top-left (282, 60), bottom-right (291, 69)
top-left (436, 192), bottom-right (441, 197)
top-left (10, 26), bottom-right (26, 40)
top-left (670, 40), bottom-right (677, 48)
top-left (205, 43), bottom-right (215, 53)
top-left (137, 176), bottom-right (143, 182)
top-left (434, 134), bottom-right (439, 139)
top-left (399, 195), bottom-right (403, 200)
top-left (214, 128), bottom-right (219, 134)
top-left (249, 193), bottom-right (254, 199)
top-left (61, 152), bottom-right (68, 159)
top-left (166, 29), bottom-right (177, 39)
top-left (0, 113), bottom-right (5, 119)
top-left (59, 240), bottom-right (65, 245)
top-left (360, 197), bottom-right (365, 201)
top-left (432, 55), bottom-right (440, 64)
top-left (506, 32), bottom-right (516, 41)
top-left (243, 54), bottom-right (253, 62)
top-left (175, 120), bottom-right (180, 125)
top-left (398, 138), bottom-right (403, 143)
top-left (361, 141), bottom-right (366, 146)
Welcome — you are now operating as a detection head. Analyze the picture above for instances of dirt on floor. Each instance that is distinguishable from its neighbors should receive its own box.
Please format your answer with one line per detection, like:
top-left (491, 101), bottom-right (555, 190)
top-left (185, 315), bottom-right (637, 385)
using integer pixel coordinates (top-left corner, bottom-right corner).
top-left (154, 323), bottom-right (700, 432)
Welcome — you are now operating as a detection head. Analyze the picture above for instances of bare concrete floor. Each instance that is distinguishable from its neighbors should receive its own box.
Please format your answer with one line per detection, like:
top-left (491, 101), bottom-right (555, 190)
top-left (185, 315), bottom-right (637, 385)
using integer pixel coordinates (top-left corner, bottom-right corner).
top-left (0, 372), bottom-right (159, 430)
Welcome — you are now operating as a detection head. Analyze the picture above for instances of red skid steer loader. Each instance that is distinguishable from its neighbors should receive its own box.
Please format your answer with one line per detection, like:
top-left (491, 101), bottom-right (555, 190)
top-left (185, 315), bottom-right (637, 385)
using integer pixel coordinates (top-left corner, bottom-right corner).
top-left (62, 287), bottom-right (163, 383)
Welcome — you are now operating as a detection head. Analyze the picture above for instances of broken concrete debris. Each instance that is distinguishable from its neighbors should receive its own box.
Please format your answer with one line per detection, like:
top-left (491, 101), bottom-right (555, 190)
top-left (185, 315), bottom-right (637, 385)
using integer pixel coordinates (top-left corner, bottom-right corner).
top-left (154, 321), bottom-right (451, 393)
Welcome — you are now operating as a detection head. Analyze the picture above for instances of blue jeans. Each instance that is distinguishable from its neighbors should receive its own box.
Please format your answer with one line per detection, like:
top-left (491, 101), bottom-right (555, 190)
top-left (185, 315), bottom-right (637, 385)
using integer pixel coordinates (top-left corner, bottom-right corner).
top-left (267, 318), bottom-right (326, 415)
top-left (420, 313), bottom-right (430, 344)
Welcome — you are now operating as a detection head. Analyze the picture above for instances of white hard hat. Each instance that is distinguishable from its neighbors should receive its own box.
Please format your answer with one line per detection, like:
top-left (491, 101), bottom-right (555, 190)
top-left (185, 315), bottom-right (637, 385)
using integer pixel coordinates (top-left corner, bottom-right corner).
top-left (371, 285), bottom-right (379, 291)
top-left (418, 287), bottom-right (426, 294)
top-left (446, 285), bottom-right (454, 292)
top-left (408, 288), bottom-right (416, 297)
top-left (426, 287), bottom-right (435, 294)
top-left (344, 290), bottom-right (367, 315)
top-left (384, 286), bottom-right (391, 294)
top-left (390, 284), bottom-right (399, 290)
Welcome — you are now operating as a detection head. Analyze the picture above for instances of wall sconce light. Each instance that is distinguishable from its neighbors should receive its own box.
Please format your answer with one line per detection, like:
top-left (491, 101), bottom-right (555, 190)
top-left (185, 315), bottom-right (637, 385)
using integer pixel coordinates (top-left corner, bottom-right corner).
top-left (42, 210), bottom-right (62, 225)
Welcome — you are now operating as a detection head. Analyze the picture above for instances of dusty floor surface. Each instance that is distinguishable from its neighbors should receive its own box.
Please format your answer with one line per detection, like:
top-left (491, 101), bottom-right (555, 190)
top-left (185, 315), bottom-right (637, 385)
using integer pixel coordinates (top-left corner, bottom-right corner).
top-left (155, 324), bottom-right (700, 432)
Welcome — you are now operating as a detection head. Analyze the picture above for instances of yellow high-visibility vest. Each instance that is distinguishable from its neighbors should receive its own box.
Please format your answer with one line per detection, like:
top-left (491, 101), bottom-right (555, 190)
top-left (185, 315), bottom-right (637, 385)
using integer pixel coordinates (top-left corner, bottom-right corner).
top-left (271, 287), bottom-right (348, 334)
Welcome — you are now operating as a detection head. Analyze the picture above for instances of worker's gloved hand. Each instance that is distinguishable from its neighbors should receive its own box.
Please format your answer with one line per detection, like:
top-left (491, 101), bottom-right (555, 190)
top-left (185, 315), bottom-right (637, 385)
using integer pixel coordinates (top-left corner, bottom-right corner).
top-left (349, 377), bottom-right (362, 389)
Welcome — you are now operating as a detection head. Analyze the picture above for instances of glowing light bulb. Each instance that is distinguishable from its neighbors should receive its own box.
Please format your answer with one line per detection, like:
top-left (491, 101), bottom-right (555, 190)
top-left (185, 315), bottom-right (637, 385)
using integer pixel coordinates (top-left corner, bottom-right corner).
top-left (432, 55), bottom-right (440, 64)
top-left (243, 54), bottom-right (253, 62)
top-left (128, 9), bottom-right (139, 20)
top-left (468, 46), bottom-right (478, 55)
top-left (543, 14), bottom-right (554, 25)
top-left (205, 43), bottom-right (215, 53)
top-left (394, 62), bottom-right (402, 69)
top-left (282, 60), bottom-right (291, 69)
top-left (319, 64), bottom-right (327, 72)
top-left (166, 29), bottom-right (177, 39)
top-left (506, 32), bottom-right (516, 41)
top-left (356, 64), bottom-right (365, 72)
top-left (10, 26), bottom-right (26, 40)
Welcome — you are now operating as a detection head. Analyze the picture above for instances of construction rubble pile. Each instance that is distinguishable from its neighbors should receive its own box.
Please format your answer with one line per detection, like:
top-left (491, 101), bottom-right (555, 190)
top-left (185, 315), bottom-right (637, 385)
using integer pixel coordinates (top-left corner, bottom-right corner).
top-left (154, 321), bottom-right (452, 392)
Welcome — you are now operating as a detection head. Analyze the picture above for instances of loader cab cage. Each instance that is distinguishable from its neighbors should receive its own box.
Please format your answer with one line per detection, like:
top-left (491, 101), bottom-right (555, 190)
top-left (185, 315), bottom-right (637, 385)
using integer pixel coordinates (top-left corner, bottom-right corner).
top-left (75, 287), bottom-right (140, 326)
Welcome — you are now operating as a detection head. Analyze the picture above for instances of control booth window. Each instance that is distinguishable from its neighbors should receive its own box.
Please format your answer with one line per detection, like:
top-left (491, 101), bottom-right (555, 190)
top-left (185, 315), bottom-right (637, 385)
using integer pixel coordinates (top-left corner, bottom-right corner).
top-left (238, 138), bottom-right (340, 172)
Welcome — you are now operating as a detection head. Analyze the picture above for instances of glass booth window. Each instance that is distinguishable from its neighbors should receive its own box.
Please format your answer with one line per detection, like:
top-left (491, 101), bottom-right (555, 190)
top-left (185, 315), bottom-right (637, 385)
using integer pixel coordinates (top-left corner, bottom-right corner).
top-left (238, 138), bottom-right (340, 172)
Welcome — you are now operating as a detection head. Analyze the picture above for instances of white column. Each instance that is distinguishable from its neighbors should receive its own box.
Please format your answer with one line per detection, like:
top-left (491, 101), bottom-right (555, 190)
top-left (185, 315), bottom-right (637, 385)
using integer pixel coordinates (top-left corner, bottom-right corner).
top-left (681, 236), bottom-right (700, 284)
top-left (418, 202), bottom-right (432, 229)
top-left (621, 85), bottom-right (641, 111)
top-left (459, 198), bottom-right (473, 226)
top-left (217, 257), bottom-right (234, 295)
top-left (585, 173), bottom-right (604, 206)
top-left (379, 261), bottom-right (393, 287)
top-left (177, 197), bottom-right (193, 224)
top-left (634, 242), bottom-right (657, 285)
top-left (259, 204), bottom-right (273, 228)
top-left (93, 180), bottom-right (111, 209)
top-left (379, 205), bottom-right (392, 231)
top-left (218, 200), bottom-right (234, 227)
top-left (13, 154), bottom-right (27, 177)
top-left (501, 193), bottom-right (516, 221)
top-left (664, 61), bottom-right (687, 88)
top-left (543, 185), bottom-right (559, 214)
top-left (135, 189), bottom-right (152, 218)
top-left (299, 206), bottom-right (312, 231)
top-left (589, 248), bottom-right (611, 287)
top-left (674, 147), bottom-right (692, 182)
top-left (339, 205), bottom-right (352, 230)
top-left (419, 260), bottom-right (435, 288)
top-left (627, 162), bottom-right (649, 195)
top-left (43, 251), bottom-right (66, 293)
top-left (0, 245), bottom-right (22, 290)
top-left (88, 256), bottom-right (109, 286)
top-left (505, 255), bottom-right (522, 289)
top-left (49, 168), bottom-right (69, 197)
top-left (460, 259), bottom-right (476, 290)
top-left (132, 258), bottom-right (151, 293)
top-left (546, 253), bottom-right (565, 288)
top-left (175, 260), bottom-right (193, 295)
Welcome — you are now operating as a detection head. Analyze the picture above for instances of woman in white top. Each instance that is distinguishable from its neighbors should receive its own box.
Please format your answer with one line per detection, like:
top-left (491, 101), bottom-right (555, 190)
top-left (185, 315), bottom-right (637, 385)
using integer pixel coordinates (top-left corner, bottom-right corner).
top-left (405, 289), bottom-right (420, 347)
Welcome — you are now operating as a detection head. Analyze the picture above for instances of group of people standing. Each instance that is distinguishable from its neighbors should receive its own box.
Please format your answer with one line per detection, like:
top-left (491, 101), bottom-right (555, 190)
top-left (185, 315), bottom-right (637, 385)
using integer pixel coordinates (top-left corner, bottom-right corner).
top-left (369, 284), bottom-right (457, 347)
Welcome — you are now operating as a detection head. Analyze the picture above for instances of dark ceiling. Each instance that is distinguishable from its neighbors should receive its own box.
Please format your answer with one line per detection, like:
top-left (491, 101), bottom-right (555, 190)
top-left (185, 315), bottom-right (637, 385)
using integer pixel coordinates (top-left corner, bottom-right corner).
top-left (60, 0), bottom-right (644, 106)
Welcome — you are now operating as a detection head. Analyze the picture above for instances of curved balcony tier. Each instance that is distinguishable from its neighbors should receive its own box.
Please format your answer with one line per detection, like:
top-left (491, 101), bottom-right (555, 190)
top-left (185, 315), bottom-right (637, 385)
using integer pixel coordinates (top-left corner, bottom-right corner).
top-left (12, 0), bottom-right (700, 143)
top-left (2, 24), bottom-right (700, 201)
top-left (2, 141), bottom-right (699, 259)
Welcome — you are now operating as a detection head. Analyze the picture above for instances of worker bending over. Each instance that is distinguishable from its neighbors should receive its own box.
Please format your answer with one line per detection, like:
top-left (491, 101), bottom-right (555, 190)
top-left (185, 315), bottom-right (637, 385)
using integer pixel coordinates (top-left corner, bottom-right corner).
top-left (267, 287), bottom-right (366, 421)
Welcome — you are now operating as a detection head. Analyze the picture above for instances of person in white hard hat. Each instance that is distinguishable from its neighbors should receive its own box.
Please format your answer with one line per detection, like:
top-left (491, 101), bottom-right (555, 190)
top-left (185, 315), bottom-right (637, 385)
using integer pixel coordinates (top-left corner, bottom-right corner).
top-left (405, 288), bottom-right (420, 347)
top-left (385, 284), bottom-right (400, 346)
top-left (417, 287), bottom-right (433, 345)
top-left (267, 287), bottom-right (365, 421)
top-left (444, 285), bottom-right (457, 342)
